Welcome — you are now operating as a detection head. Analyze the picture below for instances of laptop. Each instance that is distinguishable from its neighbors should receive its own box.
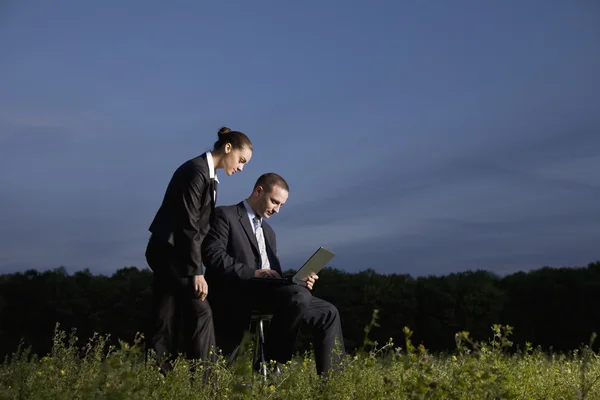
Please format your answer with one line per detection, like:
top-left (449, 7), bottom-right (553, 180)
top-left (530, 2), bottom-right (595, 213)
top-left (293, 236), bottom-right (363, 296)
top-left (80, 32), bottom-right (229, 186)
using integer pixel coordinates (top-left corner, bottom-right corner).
top-left (250, 247), bottom-right (335, 286)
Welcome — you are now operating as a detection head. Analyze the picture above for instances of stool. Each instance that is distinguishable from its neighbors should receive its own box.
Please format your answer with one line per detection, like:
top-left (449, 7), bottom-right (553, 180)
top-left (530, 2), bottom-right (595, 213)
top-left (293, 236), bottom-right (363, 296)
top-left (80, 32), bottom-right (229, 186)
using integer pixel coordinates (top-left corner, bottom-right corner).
top-left (251, 313), bottom-right (273, 380)
top-left (227, 312), bottom-right (273, 381)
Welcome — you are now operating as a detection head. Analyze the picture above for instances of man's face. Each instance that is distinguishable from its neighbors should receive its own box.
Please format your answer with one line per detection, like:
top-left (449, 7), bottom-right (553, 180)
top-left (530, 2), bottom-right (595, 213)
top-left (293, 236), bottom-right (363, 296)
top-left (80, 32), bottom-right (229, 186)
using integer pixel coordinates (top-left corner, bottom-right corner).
top-left (254, 184), bottom-right (288, 219)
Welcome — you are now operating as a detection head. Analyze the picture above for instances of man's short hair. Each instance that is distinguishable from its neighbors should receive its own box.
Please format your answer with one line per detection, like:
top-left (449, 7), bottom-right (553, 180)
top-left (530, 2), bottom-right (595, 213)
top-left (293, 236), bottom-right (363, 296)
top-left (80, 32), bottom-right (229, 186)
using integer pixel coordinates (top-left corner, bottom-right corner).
top-left (254, 173), bottom-right (289, 193)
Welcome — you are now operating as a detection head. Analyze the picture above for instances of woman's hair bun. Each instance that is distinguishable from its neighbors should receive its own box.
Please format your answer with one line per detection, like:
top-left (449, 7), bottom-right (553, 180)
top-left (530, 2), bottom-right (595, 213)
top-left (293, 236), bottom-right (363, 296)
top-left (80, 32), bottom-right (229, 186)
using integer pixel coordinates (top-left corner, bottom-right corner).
top-left (218, 126), bottom-right (231, 137)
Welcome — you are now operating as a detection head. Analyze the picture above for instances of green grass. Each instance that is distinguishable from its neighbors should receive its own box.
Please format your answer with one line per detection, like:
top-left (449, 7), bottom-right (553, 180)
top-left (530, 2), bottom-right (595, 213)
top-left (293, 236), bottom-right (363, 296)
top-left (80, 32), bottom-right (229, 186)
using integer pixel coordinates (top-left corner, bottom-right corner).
top-left (2, 322), bottom-right (600, 399)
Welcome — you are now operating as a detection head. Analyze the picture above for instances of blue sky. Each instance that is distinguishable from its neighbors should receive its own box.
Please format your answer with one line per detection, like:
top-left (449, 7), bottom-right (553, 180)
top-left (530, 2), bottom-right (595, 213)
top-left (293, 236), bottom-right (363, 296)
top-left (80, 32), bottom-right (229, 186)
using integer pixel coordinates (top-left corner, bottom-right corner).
top-left (1, 1), bottom-right (599, 277)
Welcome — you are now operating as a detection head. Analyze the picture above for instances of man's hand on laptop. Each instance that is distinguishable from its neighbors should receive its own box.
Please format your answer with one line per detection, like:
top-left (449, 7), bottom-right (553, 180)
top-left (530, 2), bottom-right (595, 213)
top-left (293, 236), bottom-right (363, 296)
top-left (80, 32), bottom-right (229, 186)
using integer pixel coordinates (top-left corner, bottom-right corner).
top-left (254, 269), bottom-right (281, 279)
top-left (304, 272), bottom-right (319, 290)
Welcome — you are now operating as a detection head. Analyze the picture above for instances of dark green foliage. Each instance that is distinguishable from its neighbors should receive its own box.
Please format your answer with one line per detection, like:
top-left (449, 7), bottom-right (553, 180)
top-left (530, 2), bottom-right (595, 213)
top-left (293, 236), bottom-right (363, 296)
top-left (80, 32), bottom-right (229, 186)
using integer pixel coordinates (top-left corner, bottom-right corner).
top-left (0, 266), bottom-right (153, 360)
top-left (1, 261), bottom-right (600, 361)
top-left (3, 322), bottom-right (600, 399)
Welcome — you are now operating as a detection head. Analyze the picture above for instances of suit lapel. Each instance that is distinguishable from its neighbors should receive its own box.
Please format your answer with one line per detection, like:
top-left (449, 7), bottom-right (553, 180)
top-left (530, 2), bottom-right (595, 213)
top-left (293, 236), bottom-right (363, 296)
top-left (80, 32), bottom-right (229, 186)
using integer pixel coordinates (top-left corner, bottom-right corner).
top-left (262, 225), bottom-right (275, 253)
top-left (193, 153), bottom-right (216, 210)
top-left (262, 223), bottom-right (282, 274)
top-left (237, 203), bottom-right (259, 253)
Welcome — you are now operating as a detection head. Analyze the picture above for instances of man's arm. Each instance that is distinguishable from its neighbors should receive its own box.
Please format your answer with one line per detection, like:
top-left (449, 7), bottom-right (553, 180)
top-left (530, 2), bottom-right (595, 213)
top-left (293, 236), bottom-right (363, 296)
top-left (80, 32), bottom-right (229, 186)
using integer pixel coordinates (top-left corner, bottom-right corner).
top-left (201, 207), bottom-right (256, 280)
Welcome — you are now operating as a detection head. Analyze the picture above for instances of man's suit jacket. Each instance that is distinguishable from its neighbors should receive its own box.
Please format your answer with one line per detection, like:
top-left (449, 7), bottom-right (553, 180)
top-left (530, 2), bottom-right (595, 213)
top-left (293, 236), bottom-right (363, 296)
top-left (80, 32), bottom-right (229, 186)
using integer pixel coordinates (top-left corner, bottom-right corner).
top-left (201, 201), bottom-right (283, 307)
top-left (148, 153), bottom-right (217, 277)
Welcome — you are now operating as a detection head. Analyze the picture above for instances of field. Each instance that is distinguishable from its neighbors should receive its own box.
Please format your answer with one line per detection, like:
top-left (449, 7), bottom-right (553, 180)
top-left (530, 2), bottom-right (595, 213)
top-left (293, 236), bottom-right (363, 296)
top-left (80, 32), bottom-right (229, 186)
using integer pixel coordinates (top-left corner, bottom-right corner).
top-left (2, 323), bottom-right (600, 400)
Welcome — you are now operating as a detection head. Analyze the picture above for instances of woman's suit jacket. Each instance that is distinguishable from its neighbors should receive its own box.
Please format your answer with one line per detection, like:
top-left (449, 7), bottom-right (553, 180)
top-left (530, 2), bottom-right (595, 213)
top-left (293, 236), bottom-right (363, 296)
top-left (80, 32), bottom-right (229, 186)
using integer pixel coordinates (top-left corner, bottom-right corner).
top-left (148, 152), bottom-right (217, 277)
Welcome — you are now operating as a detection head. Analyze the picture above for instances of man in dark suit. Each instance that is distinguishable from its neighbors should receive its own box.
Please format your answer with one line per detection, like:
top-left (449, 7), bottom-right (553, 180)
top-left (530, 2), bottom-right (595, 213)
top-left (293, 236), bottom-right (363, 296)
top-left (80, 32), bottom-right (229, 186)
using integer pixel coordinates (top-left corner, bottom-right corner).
top-left (201, 173), bottom-right (346, 377)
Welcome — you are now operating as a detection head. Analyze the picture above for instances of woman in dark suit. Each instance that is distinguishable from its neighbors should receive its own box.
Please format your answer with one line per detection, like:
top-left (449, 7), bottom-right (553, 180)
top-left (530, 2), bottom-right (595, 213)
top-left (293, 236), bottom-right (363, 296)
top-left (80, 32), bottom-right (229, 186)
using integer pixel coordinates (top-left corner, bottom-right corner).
top-left (145, 126), bottom-right (253, 374)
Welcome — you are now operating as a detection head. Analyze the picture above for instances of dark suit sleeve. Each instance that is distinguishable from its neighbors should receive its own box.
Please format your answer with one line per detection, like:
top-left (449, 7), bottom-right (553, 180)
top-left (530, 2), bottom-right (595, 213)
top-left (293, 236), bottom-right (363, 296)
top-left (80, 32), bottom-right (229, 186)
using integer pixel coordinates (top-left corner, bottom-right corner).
top-left (201, 208), bottom-right (256, 280)
top-left (178, 165), bottom-right (208, 276)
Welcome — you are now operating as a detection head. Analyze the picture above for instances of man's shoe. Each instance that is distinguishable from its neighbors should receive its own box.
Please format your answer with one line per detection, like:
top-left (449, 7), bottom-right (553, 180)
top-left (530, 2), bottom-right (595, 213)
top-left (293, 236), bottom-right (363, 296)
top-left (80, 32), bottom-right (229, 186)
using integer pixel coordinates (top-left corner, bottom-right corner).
top-left (272, 362), bottom-right (283, 377)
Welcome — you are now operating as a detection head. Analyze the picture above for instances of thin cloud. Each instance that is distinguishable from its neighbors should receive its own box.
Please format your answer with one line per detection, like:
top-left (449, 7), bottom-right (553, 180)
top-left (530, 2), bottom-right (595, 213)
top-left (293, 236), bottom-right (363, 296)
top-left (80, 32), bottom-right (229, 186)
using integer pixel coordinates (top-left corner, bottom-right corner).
top-left (272, 127), bottom-right (600, 275)
top-left (276, 126), bottom-right (600, 230)
top-left (0, 110), bottom-right (102, 145)
top-left (302, 212), bottom-right (600, 277)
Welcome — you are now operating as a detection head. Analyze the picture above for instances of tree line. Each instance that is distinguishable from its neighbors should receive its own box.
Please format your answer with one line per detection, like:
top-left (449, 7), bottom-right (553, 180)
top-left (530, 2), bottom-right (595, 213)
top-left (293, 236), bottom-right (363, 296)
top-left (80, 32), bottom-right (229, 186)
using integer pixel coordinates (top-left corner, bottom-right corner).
top-left (1, 261), bottom-right (599, 360)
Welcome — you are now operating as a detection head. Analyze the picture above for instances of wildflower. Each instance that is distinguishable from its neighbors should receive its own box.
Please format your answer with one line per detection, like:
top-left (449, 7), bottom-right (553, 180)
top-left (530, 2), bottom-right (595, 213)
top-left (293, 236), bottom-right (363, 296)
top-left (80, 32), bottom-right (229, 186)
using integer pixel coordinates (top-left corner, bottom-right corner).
top-left (60, 369), bottom-right (65, 375)
top-left (269, 385), bottom-right (275, 391)
top-left (452, 356), bottom-right (457, 361)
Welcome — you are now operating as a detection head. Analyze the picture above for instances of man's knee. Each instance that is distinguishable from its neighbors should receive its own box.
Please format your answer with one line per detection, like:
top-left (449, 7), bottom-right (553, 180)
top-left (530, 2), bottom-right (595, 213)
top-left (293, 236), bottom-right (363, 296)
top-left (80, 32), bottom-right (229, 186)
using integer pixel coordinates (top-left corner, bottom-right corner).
top-left (320, 302), bottom-right (341, 327)
top-left (307, 298), bottom-right (342, 331)
top-left (327, 303), bottom-right (340, 322)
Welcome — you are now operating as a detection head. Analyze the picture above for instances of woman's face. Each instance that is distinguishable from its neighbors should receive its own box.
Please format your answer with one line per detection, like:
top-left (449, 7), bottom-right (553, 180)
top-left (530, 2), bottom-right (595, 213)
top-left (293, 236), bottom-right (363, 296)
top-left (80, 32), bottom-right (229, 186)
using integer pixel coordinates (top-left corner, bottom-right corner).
top-left (222, 145), bottom-right (252, 176)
